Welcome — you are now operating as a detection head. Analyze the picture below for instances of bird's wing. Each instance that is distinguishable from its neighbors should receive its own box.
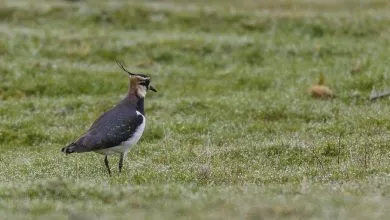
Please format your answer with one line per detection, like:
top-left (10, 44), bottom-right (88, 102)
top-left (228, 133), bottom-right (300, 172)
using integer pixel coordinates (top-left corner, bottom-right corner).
top-left (98, 113), bottom-right (144, 149)
top-left (68, 106), bottom-right (144, 152)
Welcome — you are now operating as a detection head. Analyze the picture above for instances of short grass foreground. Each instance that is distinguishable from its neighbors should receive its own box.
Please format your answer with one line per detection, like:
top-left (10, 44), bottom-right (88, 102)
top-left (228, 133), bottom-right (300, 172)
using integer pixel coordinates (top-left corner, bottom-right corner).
top-left (1, 0), bottom-right (390, 219)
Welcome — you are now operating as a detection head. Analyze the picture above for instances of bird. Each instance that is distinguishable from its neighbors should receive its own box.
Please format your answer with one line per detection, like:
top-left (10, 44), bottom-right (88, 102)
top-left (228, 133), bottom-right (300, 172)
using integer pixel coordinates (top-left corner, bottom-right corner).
top-left (61, 61), bottom-right (157, 176)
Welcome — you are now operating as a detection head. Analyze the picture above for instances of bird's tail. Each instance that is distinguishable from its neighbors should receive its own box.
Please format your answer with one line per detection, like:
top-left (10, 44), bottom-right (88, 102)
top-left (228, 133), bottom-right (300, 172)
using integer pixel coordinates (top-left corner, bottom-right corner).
top-left (61, 143), bottom-right (77, 154)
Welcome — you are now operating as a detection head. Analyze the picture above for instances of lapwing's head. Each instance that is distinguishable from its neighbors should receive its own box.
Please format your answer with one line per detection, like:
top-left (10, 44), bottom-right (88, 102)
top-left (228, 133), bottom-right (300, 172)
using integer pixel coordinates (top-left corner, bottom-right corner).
top-left (116, 61), bottom-right (157, 98)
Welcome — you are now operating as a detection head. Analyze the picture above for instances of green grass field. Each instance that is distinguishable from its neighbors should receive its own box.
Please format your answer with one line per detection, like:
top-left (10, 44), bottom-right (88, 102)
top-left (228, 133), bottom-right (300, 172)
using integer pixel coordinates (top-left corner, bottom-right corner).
top-left (1, 0), bottom-right (390, 219)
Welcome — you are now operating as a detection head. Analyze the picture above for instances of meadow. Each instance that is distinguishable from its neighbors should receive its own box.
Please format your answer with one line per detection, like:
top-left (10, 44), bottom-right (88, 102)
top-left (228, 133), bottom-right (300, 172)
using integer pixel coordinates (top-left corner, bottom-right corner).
top-left (0, 0), bottom-right (390, 219)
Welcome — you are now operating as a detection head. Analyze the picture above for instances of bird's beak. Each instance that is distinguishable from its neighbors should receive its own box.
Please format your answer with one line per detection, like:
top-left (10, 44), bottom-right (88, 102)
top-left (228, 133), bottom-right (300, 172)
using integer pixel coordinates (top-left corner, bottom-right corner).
top-left (149, 85), bottom-right (157, 92)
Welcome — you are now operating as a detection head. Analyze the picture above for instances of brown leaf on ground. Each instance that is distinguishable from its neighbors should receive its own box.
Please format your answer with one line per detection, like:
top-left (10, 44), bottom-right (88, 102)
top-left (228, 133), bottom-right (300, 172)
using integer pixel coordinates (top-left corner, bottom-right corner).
top-left (308, 73), bottom-right (335, 98)
top-left (308, 85), bottom-right (335, 98)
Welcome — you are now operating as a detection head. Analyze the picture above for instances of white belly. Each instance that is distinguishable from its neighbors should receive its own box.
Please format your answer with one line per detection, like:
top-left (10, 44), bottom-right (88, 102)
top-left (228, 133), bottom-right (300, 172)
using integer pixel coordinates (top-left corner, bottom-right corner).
top-left (96, 111), bottom-right (146, 155)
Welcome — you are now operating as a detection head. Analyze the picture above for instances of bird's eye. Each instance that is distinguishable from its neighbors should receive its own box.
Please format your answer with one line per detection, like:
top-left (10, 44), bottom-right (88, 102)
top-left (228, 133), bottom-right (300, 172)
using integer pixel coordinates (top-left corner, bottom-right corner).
top-left (139, 82), bottom-right (149, 87)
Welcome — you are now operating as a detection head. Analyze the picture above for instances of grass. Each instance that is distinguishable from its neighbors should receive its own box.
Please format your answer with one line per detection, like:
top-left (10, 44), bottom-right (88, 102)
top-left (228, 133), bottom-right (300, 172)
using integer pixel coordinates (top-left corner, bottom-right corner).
top-left (1, 0), bottom-right (390, 219)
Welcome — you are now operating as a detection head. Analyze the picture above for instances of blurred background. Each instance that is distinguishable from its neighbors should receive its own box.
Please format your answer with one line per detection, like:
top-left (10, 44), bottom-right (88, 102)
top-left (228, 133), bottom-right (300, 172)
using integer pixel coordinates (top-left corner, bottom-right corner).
top-left (1, 0), bottom-right (390, 219)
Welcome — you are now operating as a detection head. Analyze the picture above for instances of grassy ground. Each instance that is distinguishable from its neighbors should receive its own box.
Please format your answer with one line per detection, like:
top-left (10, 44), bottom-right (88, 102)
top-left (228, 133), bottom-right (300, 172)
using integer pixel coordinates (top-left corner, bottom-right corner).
top-left (1, 0), bottom-right (390, 219)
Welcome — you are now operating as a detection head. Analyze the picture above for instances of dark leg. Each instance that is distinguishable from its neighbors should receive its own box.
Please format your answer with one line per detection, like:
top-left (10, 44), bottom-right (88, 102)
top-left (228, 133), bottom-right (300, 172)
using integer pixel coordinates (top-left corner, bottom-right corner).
top-left (119, 153), bottom-right (124, 173)
top-left (104, 155), bottom-right (112, 176)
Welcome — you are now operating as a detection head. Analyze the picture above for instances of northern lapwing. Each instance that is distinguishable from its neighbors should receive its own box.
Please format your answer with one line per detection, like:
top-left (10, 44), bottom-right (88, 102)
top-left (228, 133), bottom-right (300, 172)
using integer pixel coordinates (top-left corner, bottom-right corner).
top-left (61, 61), bottom-right (157, 176)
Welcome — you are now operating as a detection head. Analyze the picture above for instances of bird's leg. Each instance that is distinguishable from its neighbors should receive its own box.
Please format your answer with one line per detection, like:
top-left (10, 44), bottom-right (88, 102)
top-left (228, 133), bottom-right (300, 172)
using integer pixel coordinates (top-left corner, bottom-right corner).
top-left (104, 155), bottom-right (112, 176)
top-left (119, 153), bottom-right (124, 173)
